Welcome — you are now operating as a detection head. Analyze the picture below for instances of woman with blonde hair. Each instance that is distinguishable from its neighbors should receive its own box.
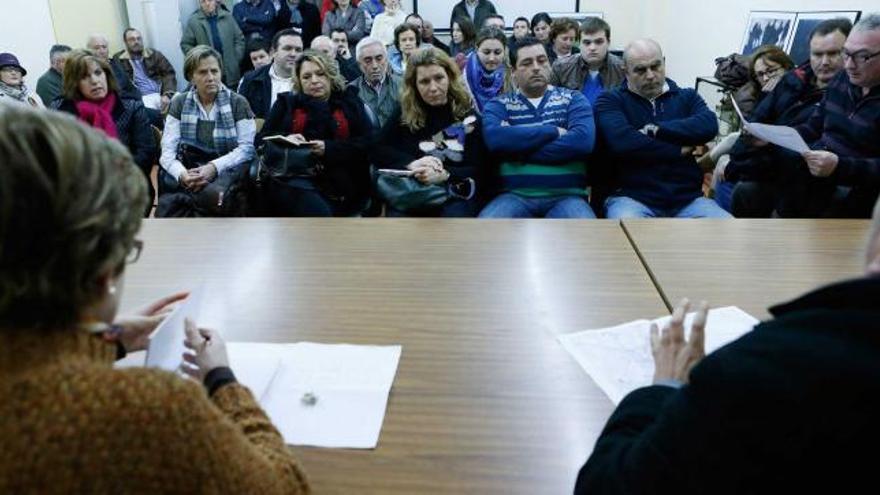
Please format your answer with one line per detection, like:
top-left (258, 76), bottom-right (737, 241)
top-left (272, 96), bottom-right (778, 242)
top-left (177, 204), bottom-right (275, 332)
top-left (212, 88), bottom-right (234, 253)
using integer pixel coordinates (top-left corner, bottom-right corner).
top-left (0, 104), bottom-right (310, 493)
top-left (51, 49), bottom-right (154, 215)
top-left (257, 50), bottom-right (373, 216)
top-left (373, 46), bottom-right (488, 217)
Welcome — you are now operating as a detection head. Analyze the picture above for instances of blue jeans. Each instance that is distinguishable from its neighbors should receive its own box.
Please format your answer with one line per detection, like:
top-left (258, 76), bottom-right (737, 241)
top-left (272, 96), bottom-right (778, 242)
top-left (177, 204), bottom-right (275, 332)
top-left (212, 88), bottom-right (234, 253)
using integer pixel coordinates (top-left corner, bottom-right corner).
top-left (604, 195), bottom-right (732, 219)
top-left (479, 193), bottom-right (596, 219)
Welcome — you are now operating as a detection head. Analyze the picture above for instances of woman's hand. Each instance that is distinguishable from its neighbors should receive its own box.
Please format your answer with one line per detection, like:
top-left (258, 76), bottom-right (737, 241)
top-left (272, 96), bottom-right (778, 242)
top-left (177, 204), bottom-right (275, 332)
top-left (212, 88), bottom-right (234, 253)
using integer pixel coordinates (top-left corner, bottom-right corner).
top-left (407, 156), bottom-right (443, 172)
top-left (104, 292), bottom-right (189, 352)
top-left (650, 298), bottom-right (708, 384)
top-left (413, 166), bottom-right (450, 185)
top-left (307, 140), bottom-right (325, 157)
top-left (182, 318), bottom-right (230, 382)
top-left (762, 75), bottom-right (782, 93)
top-left (285, 133), bottom-right (308, 146)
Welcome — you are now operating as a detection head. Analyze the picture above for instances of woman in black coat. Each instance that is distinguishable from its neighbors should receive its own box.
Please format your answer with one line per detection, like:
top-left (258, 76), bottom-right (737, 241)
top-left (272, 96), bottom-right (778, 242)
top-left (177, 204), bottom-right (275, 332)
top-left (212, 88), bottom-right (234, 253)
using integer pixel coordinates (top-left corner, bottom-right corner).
top-left (51, 50), bottom-right (154, 216)
top-left (258, 50), bottom-right (372, 216)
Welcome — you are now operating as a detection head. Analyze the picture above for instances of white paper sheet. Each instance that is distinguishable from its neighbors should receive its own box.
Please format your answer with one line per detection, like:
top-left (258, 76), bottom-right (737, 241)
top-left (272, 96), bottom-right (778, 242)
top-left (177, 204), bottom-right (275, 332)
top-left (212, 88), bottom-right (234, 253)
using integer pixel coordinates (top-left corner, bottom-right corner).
top-left (731, 96), bottom-right (809, 153)
top-left (259, 343), bottom-right (403, 449)
top-left (559, 307), bottom-right (759, 404)
top-left (227, 343), bottom-right (284, 402)
top-left (145, 285), bottom-right (204, 371)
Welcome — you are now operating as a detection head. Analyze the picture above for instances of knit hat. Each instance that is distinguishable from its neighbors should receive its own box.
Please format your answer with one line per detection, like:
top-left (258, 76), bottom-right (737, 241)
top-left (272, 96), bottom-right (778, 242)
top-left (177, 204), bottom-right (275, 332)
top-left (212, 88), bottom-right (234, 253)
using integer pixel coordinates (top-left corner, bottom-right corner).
top-left (0, 53), bottom-right (26, 76)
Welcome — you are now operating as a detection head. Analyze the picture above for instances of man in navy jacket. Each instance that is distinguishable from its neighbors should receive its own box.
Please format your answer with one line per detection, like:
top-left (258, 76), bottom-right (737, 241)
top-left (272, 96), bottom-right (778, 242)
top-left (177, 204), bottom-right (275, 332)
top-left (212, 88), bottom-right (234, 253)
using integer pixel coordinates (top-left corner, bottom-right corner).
top-left (595, 39), bottom-right (730, 218)
top-left (575, 194), bottom-right (880, 494)
top-left (238, 29), bottom-right (302, 119)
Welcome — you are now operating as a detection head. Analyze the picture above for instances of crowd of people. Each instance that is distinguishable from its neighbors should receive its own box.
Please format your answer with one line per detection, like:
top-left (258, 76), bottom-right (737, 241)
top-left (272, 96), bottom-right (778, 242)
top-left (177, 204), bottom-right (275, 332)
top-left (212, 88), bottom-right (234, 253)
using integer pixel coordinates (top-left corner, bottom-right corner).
top-left (2, 0), bottom-right (877, 219)
top-left (3, 1), bottom-right (880, 493)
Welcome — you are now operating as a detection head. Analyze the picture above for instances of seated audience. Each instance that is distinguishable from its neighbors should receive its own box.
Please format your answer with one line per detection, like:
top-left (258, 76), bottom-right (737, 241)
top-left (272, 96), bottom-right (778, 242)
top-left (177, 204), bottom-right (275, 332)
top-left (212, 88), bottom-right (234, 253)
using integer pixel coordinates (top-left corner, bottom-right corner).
top-left (596, 39), bottom-right (730, 218)
top-left (374, 47), bottom-right (485, 217)
top-left (733, 45), bottom-right (794, 120)
top-left (369, 0), bottom-right (406, 47)
top-left (322, 0), bottom-right (367, 47)
top-left (35, 44), bottom-right (71, 105)
top-left (351, 36), bottom-right (402, 128)
top-left (449, 0), bottom-right (497, 34)
top-left (723, 19), bottom-right (851, 217)
top-left (779, 14), bottom-right (880, 218)
top-left (0, 103), bottom-right (310, 494)
top-left (258, 50), bottom-right (372, 216)
top-left (329, 28), bottom-right (362, 83)
top-left (530, 12), bottom-right (553, 45)
top-left (389, 23), bottom-right (419, 75)
top-left (422, 21), bottom-right (451, 55)
top-left (277, 0), bottom-right (321, 47)
top-left (51, 50), bottom-right (154, 215)
top-left (239, 29), bottom-right (302, 119)
top-left (576, 194), bottom-right (880, 495)
top-left (181, 0), bottom-right (246, 89)
top-left (547, 17), bottom-right (579, 64)
top-left (233, 0), bottom-right (279, 41)
top-left (86, 34), bottom-right (141, 101)
top-left (510, 16), bottom-right (532, 46)
top-left (0, 53), bottom-right (43, 107)
top-left (463, 27), bottom-right (511, 114)
top-left (158, 46), bottom-right (256, 217)
top-left (480, 37), bottom-right (595, 219)
top-left (483, 14), bottom-right (505, 30)
top-left (550, 17), bottom-right (625, 106)
top-left (244, 38), bottom-right (272, 73)
top-left (113, 28), bottom-right (178, 113)
top-left (450, 17), bottom-right (477, 69)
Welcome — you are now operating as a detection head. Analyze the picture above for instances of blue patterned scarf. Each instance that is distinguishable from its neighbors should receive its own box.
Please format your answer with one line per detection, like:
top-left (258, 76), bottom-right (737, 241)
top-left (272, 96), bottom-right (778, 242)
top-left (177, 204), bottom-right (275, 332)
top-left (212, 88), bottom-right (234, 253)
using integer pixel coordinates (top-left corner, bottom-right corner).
top-left (179, 85), bottom-right (238, 154)
top-left (465, 51), bottom-right (505, 113)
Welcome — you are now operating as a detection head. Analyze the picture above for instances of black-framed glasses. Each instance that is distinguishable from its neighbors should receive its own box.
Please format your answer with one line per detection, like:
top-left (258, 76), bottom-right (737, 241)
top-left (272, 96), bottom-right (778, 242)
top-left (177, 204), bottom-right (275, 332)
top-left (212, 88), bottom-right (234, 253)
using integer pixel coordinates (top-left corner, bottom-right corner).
top-left (125, 239), bottom-right (144, 265)
top-left (755, 66), bottom-right (782, 81)
top-left (843, 49), bottom-right (880, 66)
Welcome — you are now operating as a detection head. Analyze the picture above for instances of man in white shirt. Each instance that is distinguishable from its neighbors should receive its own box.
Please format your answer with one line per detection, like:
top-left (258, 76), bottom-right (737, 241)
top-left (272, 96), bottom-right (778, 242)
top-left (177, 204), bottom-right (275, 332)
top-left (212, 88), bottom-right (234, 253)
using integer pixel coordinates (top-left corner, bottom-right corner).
top-left (238, 28), bottom-right (303, 119)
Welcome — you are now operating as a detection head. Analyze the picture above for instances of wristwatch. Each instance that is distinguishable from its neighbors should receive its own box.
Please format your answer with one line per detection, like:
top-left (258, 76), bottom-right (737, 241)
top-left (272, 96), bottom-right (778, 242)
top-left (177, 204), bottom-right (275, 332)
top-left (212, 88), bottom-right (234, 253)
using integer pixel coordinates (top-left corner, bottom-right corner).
top-left (644, 124), bottom-right (659, 138)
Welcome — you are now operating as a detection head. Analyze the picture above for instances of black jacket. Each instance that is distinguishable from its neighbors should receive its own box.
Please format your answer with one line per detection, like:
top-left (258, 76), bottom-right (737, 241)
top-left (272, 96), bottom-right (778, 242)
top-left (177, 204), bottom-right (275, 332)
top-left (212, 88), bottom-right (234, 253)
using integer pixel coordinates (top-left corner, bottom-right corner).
top-left (276, 1), bottom-right (321, 47)
top-left (576, 275), bottom-right (880, 495)
top-left (258, 86), bottom-right (373, 211)
top-left (449, 0), bottom-right (496, 32)
top-left (725, 63), bottom-right (826, 182)
top-left (237, 63), bottom-right (275, 119)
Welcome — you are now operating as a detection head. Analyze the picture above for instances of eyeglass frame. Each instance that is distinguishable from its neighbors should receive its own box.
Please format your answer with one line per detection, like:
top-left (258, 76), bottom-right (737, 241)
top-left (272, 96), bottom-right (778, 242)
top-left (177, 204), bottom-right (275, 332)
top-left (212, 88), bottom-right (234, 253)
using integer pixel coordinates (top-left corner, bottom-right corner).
top-left (755, 66), bottom-right (783, 82)
top-left (125, 239), bottom-right (144, 265)
top-left (843, 49), bottom-right (880, 67)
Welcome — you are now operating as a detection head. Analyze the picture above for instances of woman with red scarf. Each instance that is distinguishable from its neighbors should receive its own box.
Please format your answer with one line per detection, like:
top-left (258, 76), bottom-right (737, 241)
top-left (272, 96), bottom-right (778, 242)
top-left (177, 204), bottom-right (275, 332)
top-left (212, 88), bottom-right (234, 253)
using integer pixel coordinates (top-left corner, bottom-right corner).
top-left (257, 50), bottom-right (372, 216)
top-left (51, 50), bottom-right (154, 216)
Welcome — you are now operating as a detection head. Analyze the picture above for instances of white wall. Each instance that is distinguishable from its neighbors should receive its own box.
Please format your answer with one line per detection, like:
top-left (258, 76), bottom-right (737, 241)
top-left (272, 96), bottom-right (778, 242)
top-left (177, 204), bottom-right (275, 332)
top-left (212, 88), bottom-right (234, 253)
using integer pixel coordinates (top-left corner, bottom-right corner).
top-left (0, 0), bottom-right (57, 84)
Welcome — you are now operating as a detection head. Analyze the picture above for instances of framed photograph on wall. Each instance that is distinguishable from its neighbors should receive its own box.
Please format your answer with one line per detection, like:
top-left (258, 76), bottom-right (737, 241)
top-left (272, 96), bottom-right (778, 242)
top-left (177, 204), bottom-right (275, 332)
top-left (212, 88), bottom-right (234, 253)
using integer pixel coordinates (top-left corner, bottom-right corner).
top-left (546, 12), bottom-right (605, 22)
top-left (741, 11), bottom-right (797, 56)
top-left (786, 11), bottom-right (862, 64)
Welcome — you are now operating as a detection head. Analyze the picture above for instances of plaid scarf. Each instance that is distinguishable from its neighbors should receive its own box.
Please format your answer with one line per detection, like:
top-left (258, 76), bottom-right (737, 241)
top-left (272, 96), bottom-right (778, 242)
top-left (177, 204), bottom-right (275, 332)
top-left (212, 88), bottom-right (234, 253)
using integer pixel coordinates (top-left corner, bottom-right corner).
top-left (179, 86), bottom-right (238, 154)
top-left (0, 80), bottom-right (29, 102)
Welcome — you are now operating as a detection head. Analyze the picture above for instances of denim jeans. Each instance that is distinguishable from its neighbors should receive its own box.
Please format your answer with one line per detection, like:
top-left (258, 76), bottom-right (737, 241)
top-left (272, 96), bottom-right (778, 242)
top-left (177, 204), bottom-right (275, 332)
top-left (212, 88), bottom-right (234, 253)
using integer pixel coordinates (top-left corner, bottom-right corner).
top-left (604, 195), bottom-right (732, 219)
top-left (479, 193), bottom-right (596, 219)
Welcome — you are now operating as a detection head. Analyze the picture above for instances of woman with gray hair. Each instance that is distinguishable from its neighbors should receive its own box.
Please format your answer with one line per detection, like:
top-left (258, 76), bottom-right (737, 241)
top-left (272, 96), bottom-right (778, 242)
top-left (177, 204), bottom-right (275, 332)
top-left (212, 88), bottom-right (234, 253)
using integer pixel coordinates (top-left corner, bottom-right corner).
top-left (0, 104), bottom-right (310, 493)
top-left (159, 45), bottom-right (256, 217)
top-left (257, 50), bottom-right (373, 216)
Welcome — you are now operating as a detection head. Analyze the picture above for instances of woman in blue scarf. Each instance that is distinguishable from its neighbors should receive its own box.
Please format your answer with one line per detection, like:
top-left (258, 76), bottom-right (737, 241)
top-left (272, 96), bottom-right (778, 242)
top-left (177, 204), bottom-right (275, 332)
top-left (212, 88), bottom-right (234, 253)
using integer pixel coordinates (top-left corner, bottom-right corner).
top-left (463, 27), bottom-right (511, 114)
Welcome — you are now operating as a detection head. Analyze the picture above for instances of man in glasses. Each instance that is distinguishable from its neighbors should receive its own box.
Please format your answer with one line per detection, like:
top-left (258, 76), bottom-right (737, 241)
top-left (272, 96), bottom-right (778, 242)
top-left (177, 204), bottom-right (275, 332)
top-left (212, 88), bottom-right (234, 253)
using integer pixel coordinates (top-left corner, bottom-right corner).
top-left (779, 13), bottom-right (880, 218)
top-left (727, 18), bottom-right (852, 217)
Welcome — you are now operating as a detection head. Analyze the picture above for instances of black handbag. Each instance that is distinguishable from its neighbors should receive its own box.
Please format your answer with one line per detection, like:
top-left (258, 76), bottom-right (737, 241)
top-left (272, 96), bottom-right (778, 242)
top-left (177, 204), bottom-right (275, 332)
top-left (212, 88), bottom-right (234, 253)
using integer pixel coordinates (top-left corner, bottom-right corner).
top-left (156, 142), bottom-right (247, 217)
top-left (259, 141), bottom-right (321, 182)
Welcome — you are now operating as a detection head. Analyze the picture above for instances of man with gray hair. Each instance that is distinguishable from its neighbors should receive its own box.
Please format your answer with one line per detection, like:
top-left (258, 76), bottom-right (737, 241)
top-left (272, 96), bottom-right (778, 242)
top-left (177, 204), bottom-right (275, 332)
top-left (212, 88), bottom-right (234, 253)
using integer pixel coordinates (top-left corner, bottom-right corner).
top-left (773, 13), bottom-right (880, 217)
top-left (85, 34), bottom-right (141, 101)
top-left (35, 45), bottom-right (71, 105)
top-left (349, 36), bottom-right (401, 128)
top-left (595, 39), bottom-right (730, 218)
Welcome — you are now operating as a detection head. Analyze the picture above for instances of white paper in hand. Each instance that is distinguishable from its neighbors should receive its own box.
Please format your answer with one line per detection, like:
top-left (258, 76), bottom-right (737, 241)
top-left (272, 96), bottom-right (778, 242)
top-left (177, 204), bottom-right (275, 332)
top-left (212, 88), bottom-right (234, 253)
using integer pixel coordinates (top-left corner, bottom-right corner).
top-left (731, 96), bottom-right (810, 153)
top-left (559, 307), bottom-right (759, 404)
top-left (145, 285), bottom-right (204, 371)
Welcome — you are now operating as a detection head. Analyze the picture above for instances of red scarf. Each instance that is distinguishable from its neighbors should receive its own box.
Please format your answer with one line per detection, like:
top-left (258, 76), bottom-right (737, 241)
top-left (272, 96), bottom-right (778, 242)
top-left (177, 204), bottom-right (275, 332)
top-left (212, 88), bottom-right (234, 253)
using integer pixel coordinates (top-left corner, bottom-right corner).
top-left (292, 108), bottom-right (351, 140)
top-left (75, 92), bottom-right (119, 139)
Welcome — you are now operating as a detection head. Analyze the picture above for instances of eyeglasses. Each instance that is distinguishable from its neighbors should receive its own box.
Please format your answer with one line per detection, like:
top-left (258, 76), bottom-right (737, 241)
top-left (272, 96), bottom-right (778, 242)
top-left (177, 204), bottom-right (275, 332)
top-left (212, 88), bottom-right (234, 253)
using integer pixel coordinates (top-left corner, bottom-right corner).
top-left (755, 66), bottom-right (782, 81)
top-left (125, 239), bottom-right (144, 265)
top-left (843, 50), bottom-right (880, 66)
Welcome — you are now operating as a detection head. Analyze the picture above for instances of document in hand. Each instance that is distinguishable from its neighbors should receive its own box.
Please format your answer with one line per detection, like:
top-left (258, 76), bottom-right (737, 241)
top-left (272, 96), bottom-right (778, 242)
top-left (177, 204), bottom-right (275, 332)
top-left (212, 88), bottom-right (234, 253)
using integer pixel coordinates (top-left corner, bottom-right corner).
top-left (731, 97), bottom-right (810, 153)
top-left (558, 307), bottom-right (759, 404)
top-left (228, 342), bottom-right (403, 449)
top-left (145, 285), bottom-right (205, 371)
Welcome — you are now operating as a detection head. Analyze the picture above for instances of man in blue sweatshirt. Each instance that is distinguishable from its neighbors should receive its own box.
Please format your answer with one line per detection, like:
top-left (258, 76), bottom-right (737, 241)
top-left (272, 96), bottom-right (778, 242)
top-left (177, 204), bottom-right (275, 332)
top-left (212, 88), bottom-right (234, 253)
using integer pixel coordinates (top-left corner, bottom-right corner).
top-left (479, 37), bottom-right (596, 218)
top-left (596, 39), bottom-right (731, 218)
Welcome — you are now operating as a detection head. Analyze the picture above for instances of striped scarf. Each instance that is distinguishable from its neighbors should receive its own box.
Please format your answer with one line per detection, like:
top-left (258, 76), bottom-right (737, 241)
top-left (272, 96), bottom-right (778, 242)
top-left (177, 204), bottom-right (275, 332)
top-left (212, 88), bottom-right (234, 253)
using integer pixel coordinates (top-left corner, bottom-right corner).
top-left (179, 86), bottom-right (238, 154)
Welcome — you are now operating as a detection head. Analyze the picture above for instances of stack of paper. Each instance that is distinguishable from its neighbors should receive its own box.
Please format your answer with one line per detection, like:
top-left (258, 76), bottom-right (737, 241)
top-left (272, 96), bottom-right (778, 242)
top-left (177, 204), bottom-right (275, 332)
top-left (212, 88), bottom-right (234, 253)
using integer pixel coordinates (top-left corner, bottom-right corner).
top-left (558, 307), bottom-right (759, 404)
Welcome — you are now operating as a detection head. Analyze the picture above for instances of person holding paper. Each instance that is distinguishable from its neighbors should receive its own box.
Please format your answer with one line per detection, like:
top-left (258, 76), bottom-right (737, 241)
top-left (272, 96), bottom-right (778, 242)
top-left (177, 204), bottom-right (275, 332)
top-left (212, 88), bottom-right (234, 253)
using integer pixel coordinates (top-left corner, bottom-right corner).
top-left (774, 13), bottom-right (880, 218)
top-left (0, 104), bottom-right (310, 494)
top-left (575, 193), bottom-right (880, 495)
top-left (595, 39), bottom-right (731, 218)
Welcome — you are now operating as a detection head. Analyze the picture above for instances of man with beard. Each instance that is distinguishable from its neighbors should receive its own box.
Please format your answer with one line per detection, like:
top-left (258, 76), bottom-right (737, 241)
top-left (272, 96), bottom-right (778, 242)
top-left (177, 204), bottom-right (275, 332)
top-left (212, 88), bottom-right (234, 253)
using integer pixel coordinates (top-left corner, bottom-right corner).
top-left (113, 28), bottom-right (178, 112)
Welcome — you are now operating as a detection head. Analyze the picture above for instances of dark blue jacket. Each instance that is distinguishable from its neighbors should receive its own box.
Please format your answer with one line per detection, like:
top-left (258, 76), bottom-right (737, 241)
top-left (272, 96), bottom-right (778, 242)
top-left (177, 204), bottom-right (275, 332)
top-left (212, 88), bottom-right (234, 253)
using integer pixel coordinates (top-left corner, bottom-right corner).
top-left (595, 79), bottom-right (718, 209)
top-left (237, 63), bottom-right (273, 119)
top-left (233, 0), bottom-right (277, 41)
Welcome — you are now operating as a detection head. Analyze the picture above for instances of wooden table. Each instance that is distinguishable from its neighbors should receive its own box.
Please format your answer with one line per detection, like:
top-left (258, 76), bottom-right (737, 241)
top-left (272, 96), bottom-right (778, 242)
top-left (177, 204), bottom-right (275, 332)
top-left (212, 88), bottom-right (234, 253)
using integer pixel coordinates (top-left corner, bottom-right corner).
top-left (121, 219), bottom-right (667, 494)
top-left (622, 219), bottom-right (870, 319)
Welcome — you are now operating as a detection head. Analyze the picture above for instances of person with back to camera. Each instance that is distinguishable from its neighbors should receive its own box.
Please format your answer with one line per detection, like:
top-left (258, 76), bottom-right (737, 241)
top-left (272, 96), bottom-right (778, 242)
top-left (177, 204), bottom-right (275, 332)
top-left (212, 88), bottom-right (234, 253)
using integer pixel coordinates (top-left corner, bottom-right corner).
top-left (0, 103), bottom-right (310, 494)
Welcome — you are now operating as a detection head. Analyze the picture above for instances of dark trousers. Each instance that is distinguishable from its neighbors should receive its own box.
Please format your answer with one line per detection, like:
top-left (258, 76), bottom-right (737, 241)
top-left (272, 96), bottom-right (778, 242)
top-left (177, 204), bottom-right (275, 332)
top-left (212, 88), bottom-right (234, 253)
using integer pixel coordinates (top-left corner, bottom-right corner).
top-left (265, 180), bottom-right (334, 217)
